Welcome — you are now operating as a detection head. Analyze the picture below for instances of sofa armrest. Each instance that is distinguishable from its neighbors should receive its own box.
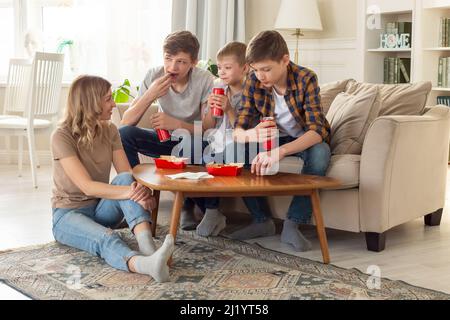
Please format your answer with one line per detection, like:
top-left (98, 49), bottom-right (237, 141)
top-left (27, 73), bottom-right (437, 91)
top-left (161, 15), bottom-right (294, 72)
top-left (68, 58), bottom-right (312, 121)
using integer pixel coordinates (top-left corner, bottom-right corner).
top-left (111, 103), bottom-right (158, 129)
top-left (359, 106), bottom-right (450, 233)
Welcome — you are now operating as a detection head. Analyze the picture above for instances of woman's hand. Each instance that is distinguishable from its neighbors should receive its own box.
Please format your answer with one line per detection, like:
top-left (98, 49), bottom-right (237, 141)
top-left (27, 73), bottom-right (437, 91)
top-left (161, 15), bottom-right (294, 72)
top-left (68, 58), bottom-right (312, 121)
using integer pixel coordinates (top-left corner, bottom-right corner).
top-left (128, 182), bottom-right (157, 211)
top-left (137, 197), bottom-right (157, 212)
top-left (150, 112), bottom-right (181, 130)
top-left (128, 182), bottom-right (152, 202)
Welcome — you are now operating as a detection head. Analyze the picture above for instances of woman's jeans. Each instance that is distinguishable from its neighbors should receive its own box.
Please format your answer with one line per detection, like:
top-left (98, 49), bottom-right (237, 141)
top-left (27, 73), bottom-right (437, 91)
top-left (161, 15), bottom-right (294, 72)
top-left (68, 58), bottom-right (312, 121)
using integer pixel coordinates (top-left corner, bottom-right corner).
top-left (52, 173), bottom-right (152, 271)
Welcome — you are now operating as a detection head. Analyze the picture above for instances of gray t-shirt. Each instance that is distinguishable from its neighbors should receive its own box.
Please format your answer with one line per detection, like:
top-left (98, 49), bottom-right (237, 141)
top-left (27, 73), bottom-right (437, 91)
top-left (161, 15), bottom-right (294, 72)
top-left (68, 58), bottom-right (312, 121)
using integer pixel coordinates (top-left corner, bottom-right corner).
top-left (138, 66), bottom-right (215, 123)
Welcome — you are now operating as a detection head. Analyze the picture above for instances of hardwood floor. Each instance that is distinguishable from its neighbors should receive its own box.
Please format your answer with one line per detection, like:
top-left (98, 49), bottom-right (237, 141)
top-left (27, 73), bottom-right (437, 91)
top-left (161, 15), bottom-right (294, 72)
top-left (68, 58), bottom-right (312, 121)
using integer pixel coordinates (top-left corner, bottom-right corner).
top-left (0, 164), bottom-right (449, 298)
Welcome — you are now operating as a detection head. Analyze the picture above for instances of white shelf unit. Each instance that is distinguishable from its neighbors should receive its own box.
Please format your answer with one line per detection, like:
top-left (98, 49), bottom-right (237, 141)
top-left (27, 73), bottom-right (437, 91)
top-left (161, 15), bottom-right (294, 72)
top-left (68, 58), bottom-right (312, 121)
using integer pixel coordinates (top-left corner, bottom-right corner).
top-left (419, 0), bottom-right (450, 104)
top-left (360, 0), bottom-right (450, 105)
top-left (367, 48), bottom-right (412, 52)
top-left (362, 3), bottom-right (415, 84)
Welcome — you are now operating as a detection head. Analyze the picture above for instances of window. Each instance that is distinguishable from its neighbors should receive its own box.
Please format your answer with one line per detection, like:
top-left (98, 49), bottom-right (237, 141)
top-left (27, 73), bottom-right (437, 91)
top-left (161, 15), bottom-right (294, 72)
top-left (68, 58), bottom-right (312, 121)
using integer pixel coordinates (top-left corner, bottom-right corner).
top-left (33, 0), bottom-right (173, 83)
top-left (1, 0), bottom-right (172, 84)
top-left (0, 0), bottom-right (14, 81)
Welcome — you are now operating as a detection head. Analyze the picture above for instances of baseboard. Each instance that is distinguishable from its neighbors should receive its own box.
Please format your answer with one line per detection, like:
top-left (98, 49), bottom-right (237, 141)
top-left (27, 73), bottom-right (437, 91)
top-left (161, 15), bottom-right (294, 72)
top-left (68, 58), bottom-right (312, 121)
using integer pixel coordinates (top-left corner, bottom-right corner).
top-left (0, 150), bottom-right (52, 165)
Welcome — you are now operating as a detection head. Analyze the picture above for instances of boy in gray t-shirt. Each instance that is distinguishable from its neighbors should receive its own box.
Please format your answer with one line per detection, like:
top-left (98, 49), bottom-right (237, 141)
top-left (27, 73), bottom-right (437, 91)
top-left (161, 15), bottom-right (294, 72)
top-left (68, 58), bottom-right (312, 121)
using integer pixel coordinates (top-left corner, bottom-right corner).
top-left (119, 31), bottom-right (214, 230)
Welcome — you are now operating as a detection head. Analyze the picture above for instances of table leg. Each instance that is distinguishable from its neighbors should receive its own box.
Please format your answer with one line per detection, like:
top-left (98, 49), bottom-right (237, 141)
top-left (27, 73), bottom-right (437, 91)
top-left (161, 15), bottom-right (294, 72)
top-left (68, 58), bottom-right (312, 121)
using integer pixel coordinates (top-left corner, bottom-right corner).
top-left (151, 190), bottom-right (160, 238)
top-left (311, 189), bottom-right (330, 264)
top-left (168, 191), bottom-right (184, 266)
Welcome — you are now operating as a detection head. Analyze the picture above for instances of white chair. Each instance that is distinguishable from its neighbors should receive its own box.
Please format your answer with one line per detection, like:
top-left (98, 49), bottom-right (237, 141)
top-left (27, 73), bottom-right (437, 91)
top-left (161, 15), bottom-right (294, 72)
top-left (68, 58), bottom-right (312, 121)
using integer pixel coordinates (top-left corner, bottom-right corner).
top-left (1, 59), bottom-right (33, 164)
top-left (0, 52), bottom-right (64, 188)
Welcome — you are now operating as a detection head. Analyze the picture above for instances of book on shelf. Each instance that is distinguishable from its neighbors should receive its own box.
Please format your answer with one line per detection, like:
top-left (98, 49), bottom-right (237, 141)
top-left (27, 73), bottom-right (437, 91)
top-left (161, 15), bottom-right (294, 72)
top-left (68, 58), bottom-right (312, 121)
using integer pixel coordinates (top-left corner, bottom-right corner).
top-left (385, 22), bottom-right (412, 36)
top-left (383, 57), bottom-right (411, 84)
top-left (399, 59), bottom-right (410, 83)
top-left (437, 96), bottom-right (450, 107)
top-left (439, 18), bottom-right (450, 47)
top-left (437, 57), bottom-right (450, 88)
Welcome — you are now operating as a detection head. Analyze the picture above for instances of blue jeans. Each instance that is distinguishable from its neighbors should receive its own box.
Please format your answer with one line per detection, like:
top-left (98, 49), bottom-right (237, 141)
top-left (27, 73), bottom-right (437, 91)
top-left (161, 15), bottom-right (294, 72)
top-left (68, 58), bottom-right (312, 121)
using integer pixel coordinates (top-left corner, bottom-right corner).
top-left (191, 142), bottom-right (271, 220)
top-left (224, 137), bottom-right (331, 224)
top-left (52, 173), bottom-right (152, 271)
top-left (120, 125), bottom-right (211, 210)
top-left (279, 136), bottom-right (331, 224)
top-left (119, 126), bottom-right (182, 168)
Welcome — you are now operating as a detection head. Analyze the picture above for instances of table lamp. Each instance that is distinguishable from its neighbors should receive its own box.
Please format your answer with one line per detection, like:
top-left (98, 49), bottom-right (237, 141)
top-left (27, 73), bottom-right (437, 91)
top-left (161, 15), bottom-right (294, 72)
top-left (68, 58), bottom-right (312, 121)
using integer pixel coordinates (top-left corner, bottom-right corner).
top-left (274, 0), bottom-right (323, 64)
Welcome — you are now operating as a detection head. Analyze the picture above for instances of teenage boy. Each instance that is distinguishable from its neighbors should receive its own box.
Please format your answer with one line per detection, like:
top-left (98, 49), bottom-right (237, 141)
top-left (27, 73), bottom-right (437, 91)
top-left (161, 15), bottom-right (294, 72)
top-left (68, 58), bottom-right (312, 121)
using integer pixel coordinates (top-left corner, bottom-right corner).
top-left (196, 42), bottom-right (275, 238)
top-left (119, 31), bottom-right (214, 231)
top-left (231, 31), bottom-right (331, 252)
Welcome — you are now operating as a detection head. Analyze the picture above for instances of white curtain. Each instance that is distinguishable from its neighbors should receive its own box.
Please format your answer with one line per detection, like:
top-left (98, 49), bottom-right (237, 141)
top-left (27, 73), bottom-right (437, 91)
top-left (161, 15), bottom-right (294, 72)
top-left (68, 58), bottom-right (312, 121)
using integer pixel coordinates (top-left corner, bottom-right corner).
top-left (23, 0), bottom-right (172, 85)
top-left (171, 0), bottom-right (246, 61)
top-left (13, 0), bottom-right (27, 57)
top-left (71, 0), bottom-right (172, 84)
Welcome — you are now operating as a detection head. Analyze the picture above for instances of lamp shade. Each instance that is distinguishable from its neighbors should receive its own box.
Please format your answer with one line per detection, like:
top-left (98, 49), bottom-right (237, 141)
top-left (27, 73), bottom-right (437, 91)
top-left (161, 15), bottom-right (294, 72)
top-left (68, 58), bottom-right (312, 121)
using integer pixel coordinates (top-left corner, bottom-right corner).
top-left (274, 0), bottom-right (323, 31)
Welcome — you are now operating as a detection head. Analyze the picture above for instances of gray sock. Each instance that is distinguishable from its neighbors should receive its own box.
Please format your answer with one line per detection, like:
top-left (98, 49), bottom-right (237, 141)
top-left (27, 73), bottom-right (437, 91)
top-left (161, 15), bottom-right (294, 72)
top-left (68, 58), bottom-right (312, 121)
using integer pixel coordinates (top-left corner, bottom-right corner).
top-left (133, 234), bottom-right (175, 283)
top-left (281, 219), bottom-right (312, 252)
top-left (196, 209), bottom-right (226, 237)
top-left (180, 205), bottom-right (198, 231)
top-left (228, 219), bottom-right (276, 240)
top-left (135, 229), bottom-right (156, 256)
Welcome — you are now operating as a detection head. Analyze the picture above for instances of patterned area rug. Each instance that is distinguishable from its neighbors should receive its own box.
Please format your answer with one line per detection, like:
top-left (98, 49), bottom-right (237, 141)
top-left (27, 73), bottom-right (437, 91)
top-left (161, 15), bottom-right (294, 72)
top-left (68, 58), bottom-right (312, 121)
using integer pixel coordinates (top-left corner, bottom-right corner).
top-left (0, 227), bottom-right (448, 300)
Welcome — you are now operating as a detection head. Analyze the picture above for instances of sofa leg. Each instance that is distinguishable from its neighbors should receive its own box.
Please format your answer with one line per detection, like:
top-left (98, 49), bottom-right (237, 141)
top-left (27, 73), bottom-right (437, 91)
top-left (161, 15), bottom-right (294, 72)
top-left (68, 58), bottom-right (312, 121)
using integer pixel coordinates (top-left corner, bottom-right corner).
top-left (365, 232), bottom-right (386, 252)
top-left (424, 209), bottom-right (443, 227)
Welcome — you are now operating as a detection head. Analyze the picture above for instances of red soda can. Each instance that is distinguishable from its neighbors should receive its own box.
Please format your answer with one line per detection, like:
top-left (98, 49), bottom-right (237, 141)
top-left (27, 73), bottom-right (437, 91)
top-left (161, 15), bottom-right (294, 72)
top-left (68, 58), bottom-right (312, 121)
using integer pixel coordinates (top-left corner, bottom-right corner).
top-left (157, 129), bottom-right (171, 143)
top-left (211, 87), bottom-right (225, 118)
top-left (260, 117), bottom-right (276, 151)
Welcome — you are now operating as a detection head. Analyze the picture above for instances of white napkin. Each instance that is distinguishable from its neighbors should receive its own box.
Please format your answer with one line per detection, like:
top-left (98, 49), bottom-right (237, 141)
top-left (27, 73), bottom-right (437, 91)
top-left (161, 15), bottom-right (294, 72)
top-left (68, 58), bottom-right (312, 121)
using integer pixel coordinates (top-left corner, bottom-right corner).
top-left (166, 172), bottom-right (214, 180)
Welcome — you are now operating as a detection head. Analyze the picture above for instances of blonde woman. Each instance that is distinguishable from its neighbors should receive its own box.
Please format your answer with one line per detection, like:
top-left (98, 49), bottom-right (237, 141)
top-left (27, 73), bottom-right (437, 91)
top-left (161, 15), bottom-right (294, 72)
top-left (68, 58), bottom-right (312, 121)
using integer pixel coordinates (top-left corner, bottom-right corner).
top-left (51, 75), bottom-right (174, 283)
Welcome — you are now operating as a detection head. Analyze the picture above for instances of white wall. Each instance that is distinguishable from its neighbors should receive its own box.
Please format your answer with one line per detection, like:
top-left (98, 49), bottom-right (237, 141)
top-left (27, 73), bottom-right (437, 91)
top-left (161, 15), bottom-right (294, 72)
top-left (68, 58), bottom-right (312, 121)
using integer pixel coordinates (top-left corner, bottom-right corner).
top-left (246, 0), bottom-right (360, 85)
top-left (246, 0), bottom-right (358, 41)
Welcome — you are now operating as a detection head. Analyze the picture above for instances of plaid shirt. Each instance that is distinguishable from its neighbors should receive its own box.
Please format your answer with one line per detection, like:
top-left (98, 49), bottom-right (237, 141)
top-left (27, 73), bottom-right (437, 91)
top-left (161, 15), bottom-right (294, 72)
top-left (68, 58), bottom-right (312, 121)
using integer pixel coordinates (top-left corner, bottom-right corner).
top-left (235, 62), bottom-right (330, 143)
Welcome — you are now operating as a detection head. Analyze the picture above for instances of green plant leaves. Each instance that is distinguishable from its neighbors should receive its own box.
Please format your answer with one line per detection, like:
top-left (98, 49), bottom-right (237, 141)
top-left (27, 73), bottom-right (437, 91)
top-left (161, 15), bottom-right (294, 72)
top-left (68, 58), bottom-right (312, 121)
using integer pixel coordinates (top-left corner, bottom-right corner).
top-left (197, 59), bottom-right (218, 77)
top-left (56, 39), bottom-right (74, 53)
top-left (112, 79), bottom-right (135, 103)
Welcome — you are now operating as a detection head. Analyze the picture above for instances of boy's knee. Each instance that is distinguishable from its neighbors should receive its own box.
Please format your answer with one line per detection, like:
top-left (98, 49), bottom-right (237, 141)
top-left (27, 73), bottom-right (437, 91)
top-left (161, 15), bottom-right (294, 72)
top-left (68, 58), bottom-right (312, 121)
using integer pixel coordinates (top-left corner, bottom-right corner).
top-left (112, 172), bottom-right (135, 186)
top-left (119, 125), bottom-right (138, 141)
top-left (308, 143), bottom-right (331, 173)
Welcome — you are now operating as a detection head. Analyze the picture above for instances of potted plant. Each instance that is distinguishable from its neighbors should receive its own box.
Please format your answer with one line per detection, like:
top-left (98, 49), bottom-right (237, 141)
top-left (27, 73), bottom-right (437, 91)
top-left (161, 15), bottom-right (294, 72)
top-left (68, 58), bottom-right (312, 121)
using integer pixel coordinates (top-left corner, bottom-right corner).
top-left (112, 79), bottom-right (139, 103)
top-left (197, 59), bottom-right (218, 77)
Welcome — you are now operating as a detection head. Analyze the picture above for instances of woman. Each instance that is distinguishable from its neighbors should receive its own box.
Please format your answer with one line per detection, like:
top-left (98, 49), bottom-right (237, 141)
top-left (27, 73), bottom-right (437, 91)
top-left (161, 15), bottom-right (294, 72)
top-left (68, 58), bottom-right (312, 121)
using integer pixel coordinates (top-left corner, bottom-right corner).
top-left (51, 75), bottom-right (173, 283)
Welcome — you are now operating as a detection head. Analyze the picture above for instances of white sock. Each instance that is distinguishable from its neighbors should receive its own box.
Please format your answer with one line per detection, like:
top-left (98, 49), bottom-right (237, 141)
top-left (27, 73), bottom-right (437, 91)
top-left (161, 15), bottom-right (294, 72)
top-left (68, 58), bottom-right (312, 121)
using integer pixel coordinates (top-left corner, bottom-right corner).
top-left (133, 234), bottom-right (175, 283)
top-left (196, 209), bottom-right (226, 237)
top-left (135, 229), bottom-right (156, 256)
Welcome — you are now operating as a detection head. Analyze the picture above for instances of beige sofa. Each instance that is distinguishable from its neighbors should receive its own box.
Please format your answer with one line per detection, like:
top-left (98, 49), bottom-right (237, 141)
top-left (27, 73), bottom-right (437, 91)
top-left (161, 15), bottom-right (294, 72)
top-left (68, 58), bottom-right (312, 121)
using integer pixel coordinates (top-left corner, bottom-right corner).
top-left (113, 79), bottom-right (450, 252)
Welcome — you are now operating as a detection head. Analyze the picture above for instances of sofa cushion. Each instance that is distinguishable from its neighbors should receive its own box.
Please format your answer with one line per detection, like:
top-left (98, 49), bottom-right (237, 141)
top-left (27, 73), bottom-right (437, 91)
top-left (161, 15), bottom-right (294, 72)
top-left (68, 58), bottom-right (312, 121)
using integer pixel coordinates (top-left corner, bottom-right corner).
top-left (278, 155), bottom-right (359, 190)
top-left (326, 154), bottom-right (360, 189)
top-left (326, 87), bottom-right (381, 155)
top-left (320, 79), bottom-right (356, 115)
top-left (345, 81), bottom-right (431, 116)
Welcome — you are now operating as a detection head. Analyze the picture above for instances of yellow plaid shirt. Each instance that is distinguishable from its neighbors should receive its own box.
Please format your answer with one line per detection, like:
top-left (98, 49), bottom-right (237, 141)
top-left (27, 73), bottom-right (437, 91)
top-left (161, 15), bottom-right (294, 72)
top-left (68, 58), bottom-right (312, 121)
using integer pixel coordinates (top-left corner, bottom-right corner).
top-left (235, 62), bottom-right (330, 143)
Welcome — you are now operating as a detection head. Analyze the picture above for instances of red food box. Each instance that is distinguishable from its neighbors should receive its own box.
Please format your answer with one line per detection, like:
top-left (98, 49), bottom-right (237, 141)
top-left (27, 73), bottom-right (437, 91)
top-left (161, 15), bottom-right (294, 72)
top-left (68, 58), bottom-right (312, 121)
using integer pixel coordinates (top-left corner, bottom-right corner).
top-left (206, 164), bottom-right (243, 176)
top-left (154, 157), bottom-right (188, 170)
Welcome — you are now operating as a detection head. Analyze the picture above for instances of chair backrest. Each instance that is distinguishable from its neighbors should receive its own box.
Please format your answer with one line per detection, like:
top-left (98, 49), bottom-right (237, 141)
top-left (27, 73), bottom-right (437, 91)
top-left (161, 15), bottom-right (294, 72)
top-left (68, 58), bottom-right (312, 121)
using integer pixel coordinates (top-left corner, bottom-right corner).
top-left (3, 58), bottom-right (32, 115)
top-left (30, 52), bottom-right (65, 117)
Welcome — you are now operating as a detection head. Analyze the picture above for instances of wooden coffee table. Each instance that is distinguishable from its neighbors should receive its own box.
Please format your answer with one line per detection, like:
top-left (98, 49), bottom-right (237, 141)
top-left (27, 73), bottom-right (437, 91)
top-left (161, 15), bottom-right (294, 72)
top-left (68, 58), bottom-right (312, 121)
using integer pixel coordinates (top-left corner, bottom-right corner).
top-left (133, 164), bottom-right (341, 264)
